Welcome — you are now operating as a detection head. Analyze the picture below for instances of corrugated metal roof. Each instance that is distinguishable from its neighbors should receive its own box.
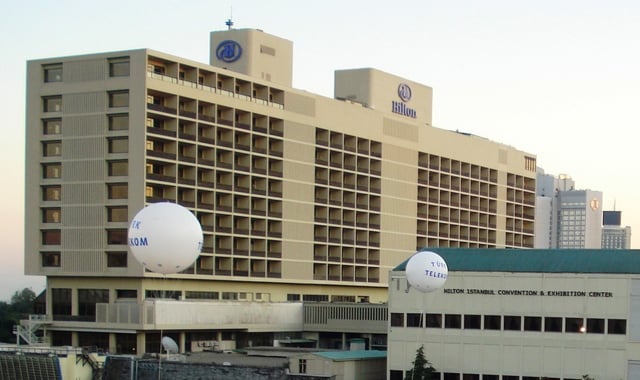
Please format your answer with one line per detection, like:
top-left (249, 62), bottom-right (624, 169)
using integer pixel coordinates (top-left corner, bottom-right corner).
top-left (393, 248), bottom-right (640, 274)
top-left (313, 350), bottom-right (387, 361)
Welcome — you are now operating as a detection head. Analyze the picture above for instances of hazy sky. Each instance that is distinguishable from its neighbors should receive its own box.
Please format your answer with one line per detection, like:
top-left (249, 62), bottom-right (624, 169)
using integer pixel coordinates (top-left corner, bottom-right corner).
top-left (2, 0), bottom-right (639, 301)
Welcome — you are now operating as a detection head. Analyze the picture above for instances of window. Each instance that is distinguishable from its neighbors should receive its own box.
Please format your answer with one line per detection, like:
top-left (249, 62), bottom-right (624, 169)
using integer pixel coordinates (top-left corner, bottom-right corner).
top-left (464, 314), bottom-right (481, 329)
top-left (302, 294), bottom-right (329, 302)
top-left (565, 317), bottom-right (584, 333)
top-left (185, 291), bottom-right (218, 300)
top-left (41, 252), bottom-right (60, 267)
top-left (298, 359), bottom-right (307, 374)
top-left (390, 313), bottom-right (404, 327)
top-left (444, 314), bottom-right (461, 329)
top-left (43, 186), bottom-right (61, 201)
top-left (524, 316), bottom-right (542, 331)
top-left (108, 160), bottom-right (128, 176)
top-left (107, 252), bottom-right (127, 267)
top-left (287, 294), bottom-right (300, 301)
top-left (108, 114), bottom-right (129, 131)
top-left (608, 319), bottom-right (626, 334)
top-left (108, 137), bottom-right (128, 153)
top-left (586, 318), bottom-right (604, 334)
top-left (43, 96), bottom-right (62, 112)
top-left (107, 206), bottom-right (128, 222)
top-left (78, 289), bottom-right (108, 318)
top-left (504, 315), bottom-right (521, 331)
top-left (44, 64), bottom-right (63, 82)
top-left (222, 292), bottom-right (238, 300)
top-left (43, 141), bottom-right (61, 157)
top-left (544, 317), bottom-right (563, 332)
top-left (389, 370), bottom-right (403, 380)
top-left (42, 208), bottom-right (61, 223)
top-left (109, 90), bottom-right (129, 108)
top-left (42, 230), bottom-right (61, 245)
top-left (109, 57), bottom-right (130, 77)
top-left (406, 313), bottom-right (422, 327)
top-left (43, 119), bottom-right (61, 135)
top-left (116, 289), bottom-right (137, 298)
top-left (484, 315), bottom-right (501, 330)
top-left (425, 313), bottom-right (442, 328)
top-left (107, 229), bottom-right (127, 245)
top-left (43, 163), bottom-right (61, 178)
top-left (51, 288), bottom-right (71, 317)
top-left (107, 183), bottom-right (128, 199)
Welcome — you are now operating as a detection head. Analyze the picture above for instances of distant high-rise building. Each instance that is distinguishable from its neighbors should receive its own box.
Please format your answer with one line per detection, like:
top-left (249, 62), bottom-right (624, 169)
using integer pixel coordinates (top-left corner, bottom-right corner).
top-left (535, 170), bottom-right (602, 248)
top-left (602, 210), bottom-right (632, 249)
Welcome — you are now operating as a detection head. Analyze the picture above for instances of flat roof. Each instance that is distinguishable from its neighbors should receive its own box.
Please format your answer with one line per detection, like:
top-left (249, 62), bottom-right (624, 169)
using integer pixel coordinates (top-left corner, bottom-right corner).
top-left (393, 248), bottom-right (640, 274)
top-left (313, 350), bottom-right (387, 361)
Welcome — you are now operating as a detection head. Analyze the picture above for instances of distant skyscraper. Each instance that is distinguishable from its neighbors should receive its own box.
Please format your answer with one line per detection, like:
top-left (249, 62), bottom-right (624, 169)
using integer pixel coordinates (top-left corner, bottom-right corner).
top-left (535, 170), bottom-right (603, 249)
top-left (602, 210), bottom-right (632, 249)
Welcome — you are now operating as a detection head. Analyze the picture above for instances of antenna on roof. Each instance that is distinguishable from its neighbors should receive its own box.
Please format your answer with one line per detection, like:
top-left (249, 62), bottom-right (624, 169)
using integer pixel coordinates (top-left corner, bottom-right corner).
top-left (225, 7), bottom-right (234, 30)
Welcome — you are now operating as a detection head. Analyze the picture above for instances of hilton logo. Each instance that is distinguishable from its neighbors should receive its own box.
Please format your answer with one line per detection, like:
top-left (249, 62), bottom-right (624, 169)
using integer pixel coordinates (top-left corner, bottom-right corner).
top-left (392, 83), bottom-right (417, 118)
top-left (216, 40), bottom-right (242, 63)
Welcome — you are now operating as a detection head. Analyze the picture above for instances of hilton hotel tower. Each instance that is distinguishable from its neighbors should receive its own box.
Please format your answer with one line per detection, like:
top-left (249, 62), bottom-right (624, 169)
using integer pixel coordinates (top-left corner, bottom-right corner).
top-left (25, 28), bottom-right (536, 349)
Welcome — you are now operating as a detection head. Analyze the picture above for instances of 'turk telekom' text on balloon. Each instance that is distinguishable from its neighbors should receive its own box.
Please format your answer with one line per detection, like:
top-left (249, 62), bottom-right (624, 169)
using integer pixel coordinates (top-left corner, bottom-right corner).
top-left (424, 260), bottom-right (448, 279)
top-left (128, 220), bottom-right (148, 247)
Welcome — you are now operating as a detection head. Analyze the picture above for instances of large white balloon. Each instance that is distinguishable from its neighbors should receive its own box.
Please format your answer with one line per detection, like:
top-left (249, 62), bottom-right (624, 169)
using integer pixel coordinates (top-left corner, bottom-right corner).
top-left (405, 250), bottom-right (448, 293)
top-left (128, 202), bottom-right (203, 275)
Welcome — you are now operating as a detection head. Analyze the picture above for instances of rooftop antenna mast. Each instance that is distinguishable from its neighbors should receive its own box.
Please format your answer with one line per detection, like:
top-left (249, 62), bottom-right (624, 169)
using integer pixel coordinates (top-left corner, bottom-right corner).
top-left (225, 7), bottom-right (234, 30)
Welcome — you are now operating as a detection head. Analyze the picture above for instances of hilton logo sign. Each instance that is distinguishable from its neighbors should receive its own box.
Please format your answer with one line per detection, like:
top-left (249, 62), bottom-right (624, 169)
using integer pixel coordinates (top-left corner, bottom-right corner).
top-left (392, 83), bottom-right (417, 119)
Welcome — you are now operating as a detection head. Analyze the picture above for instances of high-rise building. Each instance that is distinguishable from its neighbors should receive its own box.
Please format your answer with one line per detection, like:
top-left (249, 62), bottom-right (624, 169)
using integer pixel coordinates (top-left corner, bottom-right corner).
top-left (24, 28), bottom-right (536, 352)
top-left (534, 171), bottom-right (603, 248)
top-left (602, 210), bottom-right (632, 249)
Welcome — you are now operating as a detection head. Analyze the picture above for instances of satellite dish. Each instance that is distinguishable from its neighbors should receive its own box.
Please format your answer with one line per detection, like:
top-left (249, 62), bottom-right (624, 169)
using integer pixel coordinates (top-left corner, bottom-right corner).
top-left (128, 202), bottom-right (203, 275)
top-left (405, 250), bottom-right (448, 293)
top-left (162, 336), bottom-right (179, 354)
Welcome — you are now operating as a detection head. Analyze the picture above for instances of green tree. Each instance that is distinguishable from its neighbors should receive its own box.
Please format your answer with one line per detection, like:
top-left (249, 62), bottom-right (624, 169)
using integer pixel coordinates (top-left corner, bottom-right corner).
top-left (0, 288), bottom-right (37, 343)
top-left (405, 345), bottom-right (436, 380)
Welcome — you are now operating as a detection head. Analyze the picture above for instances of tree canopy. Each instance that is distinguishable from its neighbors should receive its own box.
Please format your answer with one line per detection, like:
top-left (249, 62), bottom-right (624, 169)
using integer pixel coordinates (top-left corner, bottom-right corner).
top-left (405, 344), bottom-right (436, 380)
top-left (0, 288), bottom-right (37, 343)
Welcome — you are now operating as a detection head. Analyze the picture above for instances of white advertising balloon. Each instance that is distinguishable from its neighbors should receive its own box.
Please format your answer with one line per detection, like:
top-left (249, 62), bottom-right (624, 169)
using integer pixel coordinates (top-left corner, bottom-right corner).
top-left (405, 250), bottom-right (448, 293)
top-left (128, 202), bottom-right (203, 275)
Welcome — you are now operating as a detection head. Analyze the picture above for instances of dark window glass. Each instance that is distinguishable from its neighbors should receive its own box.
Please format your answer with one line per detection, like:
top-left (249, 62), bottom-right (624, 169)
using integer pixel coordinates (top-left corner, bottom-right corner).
top-left (444, 314), bottom-right (461, 329)
top-left (107, 206), bottom-right (128, 222)
top-left (106, 252), bottom-right (127, 267)
top-left (302, 294), bottom-right (329, 302)
top-left (43, 186), bottom-right (61, 201)
top-left (42, 208), bottom-right (61, 223)
top-left (145, 290), bottom-right (180, 300)
top-left (462, 375), bottom-right (479, 380)
top-left (483, 375), bottom-right (499, 380)
top-left (107, 229), bottom-right (127, 245)
top-left (587, 318), bottom-right (605, 334)
top-left (565, 317), bottom-right (584, 333)
top-left (443, 373), bottom-right (460, 380)
top-left (44, 64), bottom-right (63, 82)
top-left (116, 289), bottom-right (137, 298)
top-left (43, 141), bottom-right (61, 156)
top-left (108, 137), bottom-right (128, 153)
top-left (544, 317), bottom-right (563, 332)
top-left (43, 119), bottom-right (61, 135)
top-left (524, 316), bottom-right (542, 331)
top-left (608, 319), bottom-right (627, 334)
top-left (426, 313), bottom-right (442, 328)
top-left (108, 160), bottom-right (128, 176)
top-left (406, 313), bottom-right (422, 328)
top-left (185, 291), bottom-right (218, 300)
top-left (43, 96), bottom-right (62, 112)
top-left (109, 91), bottom-right (129, 108)
top-left (108, 114), bottom-right (129, 130)
top-left (108, 183), bottom-right (128, 199)
top-left (484, 315), bottom-right (501, 330)
top-left (390, 312), bottom-right (404, 327)
top-left (42, 230), bottom-right (61, 245)
top-left (504, 315), bottom-right (521, 331)
top-left (464, 314), bottom-right (481, 329)
top-left (287, 294), bottom-right (300, 301)
top-left (78, 289), bottom-right (109, 318)
top-left (389, 370), bottom-right (403, 380)
top-left (502, 377), bottom-right (518, 380)
top-left (109, 57), bottom-right (130, 77)
top-left (78, 332), bottom-right (109, 352)
top-left (51, 288), bottom-right (71, 317)
top-left (41, 252), bottom-right (60, 267)
top-left (43, 163), bottom-right (61, 178)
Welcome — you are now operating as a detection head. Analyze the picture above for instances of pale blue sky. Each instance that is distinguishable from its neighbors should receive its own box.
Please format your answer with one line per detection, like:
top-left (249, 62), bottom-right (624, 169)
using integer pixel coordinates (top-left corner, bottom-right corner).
top-left (2, 0), bottom-right (639, 301)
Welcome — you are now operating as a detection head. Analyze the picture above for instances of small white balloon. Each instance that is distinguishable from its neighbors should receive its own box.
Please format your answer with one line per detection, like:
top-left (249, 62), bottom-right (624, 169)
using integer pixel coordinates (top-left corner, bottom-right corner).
top-left (128, 202), bottom-right (203, 275)
top-left (405, 250), bottom-right (448, 293)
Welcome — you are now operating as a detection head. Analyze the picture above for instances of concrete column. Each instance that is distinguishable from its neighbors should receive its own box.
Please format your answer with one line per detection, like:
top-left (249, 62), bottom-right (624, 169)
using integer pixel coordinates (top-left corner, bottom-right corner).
top-left (137, 333), bottom-right (146, 355)
top-left (109, 333), bottom-right (117, 354)
top-left (71, 332), bottom-right (79, 347)
top-left (179, 332), bottom-right (186, 353)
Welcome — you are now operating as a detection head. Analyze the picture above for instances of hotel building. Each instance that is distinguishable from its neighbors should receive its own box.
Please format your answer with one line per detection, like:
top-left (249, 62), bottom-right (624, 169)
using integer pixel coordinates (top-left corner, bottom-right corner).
top-left (24, 28), bottom-right (536, 353)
